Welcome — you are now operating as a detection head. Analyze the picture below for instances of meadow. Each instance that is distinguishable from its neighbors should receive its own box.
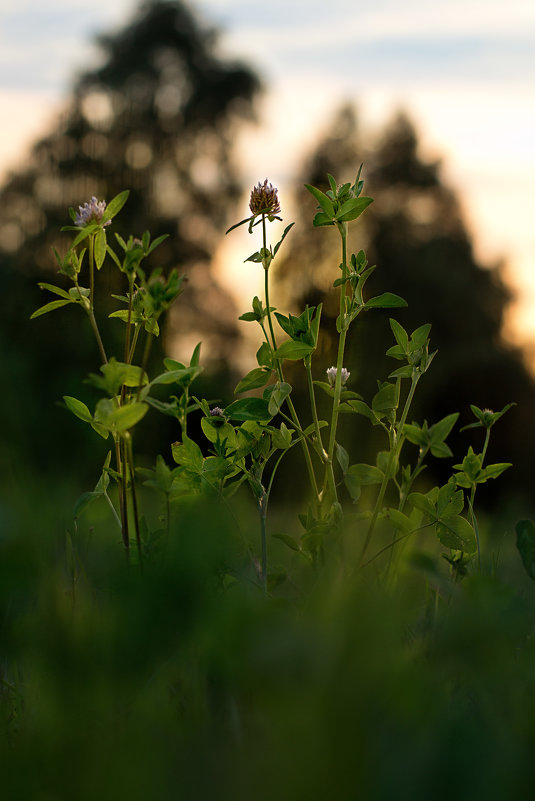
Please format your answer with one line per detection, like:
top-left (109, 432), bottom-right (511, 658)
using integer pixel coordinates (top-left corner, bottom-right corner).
top-left (2, 175), bottom-right (535, 800)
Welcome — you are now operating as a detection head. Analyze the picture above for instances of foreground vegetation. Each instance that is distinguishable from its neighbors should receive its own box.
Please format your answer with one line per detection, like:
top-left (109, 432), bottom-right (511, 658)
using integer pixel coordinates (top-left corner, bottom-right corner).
top-left (2, 176), bottom-right (535, 799)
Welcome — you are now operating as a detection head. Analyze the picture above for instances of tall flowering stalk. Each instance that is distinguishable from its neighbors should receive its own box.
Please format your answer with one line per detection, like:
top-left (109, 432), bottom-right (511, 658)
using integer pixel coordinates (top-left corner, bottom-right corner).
top-left (32, 191), bottom-right (183, 561)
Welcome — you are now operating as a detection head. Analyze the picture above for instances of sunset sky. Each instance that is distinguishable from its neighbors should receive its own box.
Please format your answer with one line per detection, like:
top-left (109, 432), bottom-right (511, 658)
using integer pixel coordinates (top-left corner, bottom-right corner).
top-left (1, 0), bottom-right (534, 353)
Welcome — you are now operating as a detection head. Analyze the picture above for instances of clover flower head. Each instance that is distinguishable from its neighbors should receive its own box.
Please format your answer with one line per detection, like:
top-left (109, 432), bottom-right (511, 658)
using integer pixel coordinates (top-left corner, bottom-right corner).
top-left (209, 406), bottom-right (225, 417)
top-left (74, 196), bottom-right (110, 227)
top-left (249, 179), bottom-right (281, 216)
top-left (326, 366), bottom-right (350, 387)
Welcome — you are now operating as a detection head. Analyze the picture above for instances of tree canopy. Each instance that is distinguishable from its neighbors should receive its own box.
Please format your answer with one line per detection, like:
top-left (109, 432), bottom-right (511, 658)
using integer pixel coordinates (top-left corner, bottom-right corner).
top-left (0, 0), bottom-right (261, 476)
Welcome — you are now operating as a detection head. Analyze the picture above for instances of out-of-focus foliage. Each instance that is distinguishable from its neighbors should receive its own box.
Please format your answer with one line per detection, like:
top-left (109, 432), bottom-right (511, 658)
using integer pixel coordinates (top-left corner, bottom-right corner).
top-left (1, 486), bottom-right (535, 801)
top-left (0, 0), bottom-right (260, 479)
top-left (275, 104), bottom-right (535, 506)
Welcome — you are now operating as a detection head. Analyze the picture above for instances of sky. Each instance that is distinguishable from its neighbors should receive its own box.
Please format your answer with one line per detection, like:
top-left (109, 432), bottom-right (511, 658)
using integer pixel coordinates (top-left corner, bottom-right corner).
top-left (1, 0), bottom-right (534, 354)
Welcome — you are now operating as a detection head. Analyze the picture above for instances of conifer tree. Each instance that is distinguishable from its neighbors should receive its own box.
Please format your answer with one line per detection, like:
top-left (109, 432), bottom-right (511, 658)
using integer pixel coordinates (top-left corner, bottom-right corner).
top-left (0, 0), bottom-right (260, 474)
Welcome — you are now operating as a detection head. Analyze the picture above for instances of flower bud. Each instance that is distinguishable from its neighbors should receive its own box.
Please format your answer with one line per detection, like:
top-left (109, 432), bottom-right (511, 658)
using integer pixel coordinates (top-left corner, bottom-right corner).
top-left (249, 179), bottom-right (281, 216)
top-left (326, 366), bottom-right (350, 387)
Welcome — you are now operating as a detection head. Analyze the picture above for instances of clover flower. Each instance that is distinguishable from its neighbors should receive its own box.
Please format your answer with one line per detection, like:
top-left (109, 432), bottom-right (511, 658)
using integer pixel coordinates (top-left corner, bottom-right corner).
top-left (209, 406), bottom-right (225, 417)
top-left (74, 196), bottom-right (111, 227)
top-left (326, 366), bottom-right (350, 387)
top-left (249, 179), bottom-right (281, 217)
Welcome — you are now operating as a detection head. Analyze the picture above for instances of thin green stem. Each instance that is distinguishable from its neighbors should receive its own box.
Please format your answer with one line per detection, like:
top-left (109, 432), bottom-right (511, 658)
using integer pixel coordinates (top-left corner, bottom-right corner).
top-left (128, 324), bottom-right (141, 364)
top-left (304, 358), bottom-right (327, 463)
top-left (89, 233), bottom-right (95, 310)
top-left (358, 373), bottom-right (420, 569)
top-left (126, 434), bottom-right (143, 569)
top-left (259, 493), bottom-right (268, 595)
top-left (124, 275), bottom-right (135, 364)
top-left (136, 328), bottom-right (154, 403)
top-left (119, 437), bottom-right (130, 555)
top-left (87, 309), bottom-right (108, 365)
top-left (468, 426), bottom-right (490, 571)
top-left (260, 213), bottom-right (319, 508)
top-left (322, 222), bottom-right (349, 507)
top-left (103, 490), bottom-right (122, 530)
top-left (262, 215), bottom-right (278, 353)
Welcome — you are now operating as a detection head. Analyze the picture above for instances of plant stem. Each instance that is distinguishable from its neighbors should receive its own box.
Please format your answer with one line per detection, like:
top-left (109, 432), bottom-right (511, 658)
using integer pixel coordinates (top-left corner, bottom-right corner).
top-left (124, 275), bottom-right (135, 364)
top-left (126, 433), bottom-right (143, 569)
top-left (358, 372), bottom-right (420, 569)
top-left (119, 437), bottom-right (130, 555)
top-left (260, 214), bottom-right (320, 508)
top-left (87, 309), bottom-right (108, 365)
top-left (322, 222), bottom-right (349, 507)
top-left (468, 426), bottom-right (490, 571)
top-left (304, 357), bottom-right (327, 462)
top-left (259, 492), bottom-right (268, 595)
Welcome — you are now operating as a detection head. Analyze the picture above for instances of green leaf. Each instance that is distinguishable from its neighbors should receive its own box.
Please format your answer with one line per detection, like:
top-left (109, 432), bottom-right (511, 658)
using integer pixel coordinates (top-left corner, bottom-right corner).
top-left (430, 441), bottom-right (453, 459)
top-left (201, 418), bottom-right (236, 449)
top-left (516, 519), bottom-right (535, 580)
top-left (235, 367), bottom-right (272, 394)
top-left (429, 413), bottom-right (459, 444)
top-left (390, 318), bottom-right (408, 350)
top-left (335, 196), bottom-right (374, 223)
top-left (171, 436), bottom-right (204, 472)
top-left (273, 223), bottom-right (295, 256)
top-left (372, 382), bottom-right (399, 415)
top-left (344, 473), bottom-right (361, 502)
top-left (95, 398), bottom-right (148, 432)
top-left (312, 211), bottom-right (334, 227)
top-left (225, 398), bottom-right (272, 421)
top-left (265, 382), bottom-right (292, 416)
top-left (94, 228), bottom-right (107, 269)
top-left (364, 293), bottom-right (407, 309)
top-left (384, 508), bottom-right (412, 532)
top-left (89, 359), bottom-right (148, 396)
top-left (411, 323), bottom-right (432, 346)
top-left (436, 483), bottom-right (464, 518)
top-left (274, 340), bottom-right (315, 361)
top-left (256, 342), bottom-right (273, 368)
top-left (304, 183), bottom-right (335, 218)
top-left (103, 190), bottom-right (129, 221)
top-left (37, 282), bottom-right (71, 299)
top-left (202, 456), bottom-right (232, 482)
top-left (70, 225), bottom-right (96, 249)
top-left (73, 491), bottom-right (102, 519)
top-left (388, 365), bottom-right (413, 379)
top-left (30, 299), bottom-right (72, 319)
top-left (63, 395), bottom-right (93, 423)
top-left (403, 423), bottom-right (427, 448)
top-left (190, 342), bottom-right (202, 367)
top-left (479, 462), bottom-right (512, 481)
top-left (149, 366), bottom-right (201, 388)
top-left (271, 422), bottom-right (293, 450)
top-left (436, 515), bottom-right (477, 553)
top-left (342, 399), bottom-right (377, 424)
top-left (408, 491), bottom-right (436, 518)
top-left (273, 533), bottom-right (300, 552)
top-left (347, 463), bottom-right (384, 485)
top-left (335, 442), bottom-right (349, 475)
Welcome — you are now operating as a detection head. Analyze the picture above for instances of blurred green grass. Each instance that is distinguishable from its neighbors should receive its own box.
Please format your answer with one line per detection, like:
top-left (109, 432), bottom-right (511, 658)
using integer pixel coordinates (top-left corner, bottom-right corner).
top-left (2, 473), bottom-right (535, 801)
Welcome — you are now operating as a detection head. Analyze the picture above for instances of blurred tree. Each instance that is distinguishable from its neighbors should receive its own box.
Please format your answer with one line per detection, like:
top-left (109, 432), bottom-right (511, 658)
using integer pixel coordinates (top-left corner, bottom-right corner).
top-left (274, 104), bottom-right (535, 507)
top-left (0, 0), bottom-right (260, 479)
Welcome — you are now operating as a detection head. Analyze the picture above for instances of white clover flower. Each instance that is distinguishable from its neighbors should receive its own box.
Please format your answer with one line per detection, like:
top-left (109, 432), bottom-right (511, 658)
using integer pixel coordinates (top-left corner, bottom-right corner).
top-left (326, 366), bottom-right (350, 387)
top-left (74, 196), bottom-right (111, 227)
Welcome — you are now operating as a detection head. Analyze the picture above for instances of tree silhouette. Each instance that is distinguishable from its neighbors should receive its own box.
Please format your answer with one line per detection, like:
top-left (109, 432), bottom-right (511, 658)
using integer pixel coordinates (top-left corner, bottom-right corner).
top-left (0, 0), bottom-right (260, 478)
top-left (274, 104), bottom-right (535, 507)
